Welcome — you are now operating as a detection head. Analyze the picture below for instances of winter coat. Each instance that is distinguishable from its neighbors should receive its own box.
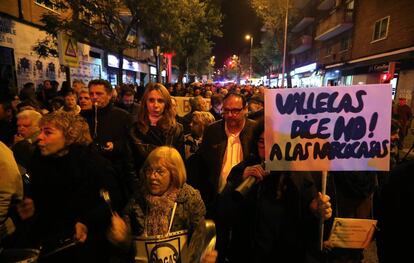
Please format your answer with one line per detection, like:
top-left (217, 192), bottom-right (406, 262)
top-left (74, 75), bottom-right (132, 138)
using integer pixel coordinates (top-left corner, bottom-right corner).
top-left (123, 184), bottom-right (207, 263)
top-left (130, 123), bottom-right (184, 170)
top-left (26, 144), bottom-right (121, 263)
top-left (197, 119), bottom-right (256, 216)
top-left (0, 141), bottom-right (23, 242)
top-left (216, 156), bottom-right (319, 263)
top-left (81, 103), bottom-right (137, 207)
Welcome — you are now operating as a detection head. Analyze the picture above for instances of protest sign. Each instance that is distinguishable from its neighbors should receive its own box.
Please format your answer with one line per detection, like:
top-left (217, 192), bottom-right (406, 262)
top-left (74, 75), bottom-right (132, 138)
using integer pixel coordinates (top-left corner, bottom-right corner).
top-left (264, 84), bottom-right (392, 171)
top-left (172, 97), bottom-right (211, 117)
top-left (326, 218), bottom-right (377, 249)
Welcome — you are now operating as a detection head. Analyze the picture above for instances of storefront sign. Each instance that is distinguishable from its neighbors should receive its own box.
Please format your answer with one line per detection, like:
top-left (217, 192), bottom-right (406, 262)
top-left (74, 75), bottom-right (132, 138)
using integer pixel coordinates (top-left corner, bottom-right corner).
top-left (124, 60), bottom-right (139, 72)
top-left (291, 63), bottom-right (317, 75)
top-left (369, 63), bottom-right (388, 72)
top-left (107, 54), bottom-right (119, 68)
top-left (150, 66), bottom-right (157, 75)
top-left (107, 54), bottom-right (140, 72)
top-left (264, 84), bottom-right (392, 171)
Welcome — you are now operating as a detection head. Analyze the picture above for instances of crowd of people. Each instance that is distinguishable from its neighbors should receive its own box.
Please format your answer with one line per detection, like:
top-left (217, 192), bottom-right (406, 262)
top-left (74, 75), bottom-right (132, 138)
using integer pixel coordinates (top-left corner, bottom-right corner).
top-left (0, 78), bottom-right (412, 263)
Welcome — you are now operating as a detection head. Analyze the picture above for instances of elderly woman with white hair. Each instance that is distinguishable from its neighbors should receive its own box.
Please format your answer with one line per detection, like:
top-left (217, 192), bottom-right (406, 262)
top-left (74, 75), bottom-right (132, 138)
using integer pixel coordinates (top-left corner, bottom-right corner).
top-left (12, 109), bottom-right (42, 170)
top-left (13, 109), bottom-right (42, 144)
top-left (108, 146), bottom-right (217, 263)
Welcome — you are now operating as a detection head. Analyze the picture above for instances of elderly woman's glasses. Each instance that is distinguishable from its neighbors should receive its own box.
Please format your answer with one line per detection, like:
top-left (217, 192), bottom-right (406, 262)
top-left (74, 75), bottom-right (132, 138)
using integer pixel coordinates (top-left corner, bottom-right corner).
top-left (145, 167), bottom-right (168, 177)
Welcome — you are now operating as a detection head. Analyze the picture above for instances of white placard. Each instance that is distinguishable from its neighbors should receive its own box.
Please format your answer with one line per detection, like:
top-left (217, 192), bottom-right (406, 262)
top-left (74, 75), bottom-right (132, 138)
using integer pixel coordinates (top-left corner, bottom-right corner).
top-left (265, 84), bottom-right (392, 171)
top-left (326, 218), bottom-right (377, 249)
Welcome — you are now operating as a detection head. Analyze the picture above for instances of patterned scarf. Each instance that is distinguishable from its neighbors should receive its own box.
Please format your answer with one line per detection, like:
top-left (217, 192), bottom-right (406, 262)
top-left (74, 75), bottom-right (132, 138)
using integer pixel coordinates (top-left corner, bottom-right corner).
top-left (145, 188), bottom-right (179, 236)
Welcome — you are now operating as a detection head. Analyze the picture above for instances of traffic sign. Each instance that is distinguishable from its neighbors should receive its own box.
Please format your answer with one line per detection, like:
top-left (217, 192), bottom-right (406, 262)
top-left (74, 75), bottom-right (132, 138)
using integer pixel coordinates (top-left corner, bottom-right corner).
top-left (57, 32), bottom-right (79, 67)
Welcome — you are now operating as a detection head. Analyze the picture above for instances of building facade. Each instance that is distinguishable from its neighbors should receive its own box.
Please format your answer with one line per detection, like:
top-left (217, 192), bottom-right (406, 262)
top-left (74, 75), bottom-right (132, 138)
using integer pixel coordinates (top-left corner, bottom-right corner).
top-left (0, 0), bottom-right (157, 92)
top-left (289, 0), bottom-right (414, 106)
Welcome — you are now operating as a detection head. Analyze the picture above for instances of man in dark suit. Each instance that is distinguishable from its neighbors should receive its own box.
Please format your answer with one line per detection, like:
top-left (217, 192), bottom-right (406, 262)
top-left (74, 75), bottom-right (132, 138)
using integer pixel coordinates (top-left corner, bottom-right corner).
top-left (198, 93), bottom-right (256, 216)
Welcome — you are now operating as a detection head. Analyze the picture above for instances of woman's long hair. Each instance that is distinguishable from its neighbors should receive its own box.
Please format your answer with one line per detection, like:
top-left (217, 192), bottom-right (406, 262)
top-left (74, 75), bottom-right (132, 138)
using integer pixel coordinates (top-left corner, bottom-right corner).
top-left (136, 83), bottom-right (176, 134)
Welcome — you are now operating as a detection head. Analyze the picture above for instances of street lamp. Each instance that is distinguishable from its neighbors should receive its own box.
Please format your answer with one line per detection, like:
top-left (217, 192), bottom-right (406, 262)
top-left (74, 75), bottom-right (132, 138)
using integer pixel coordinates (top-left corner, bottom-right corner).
top-left (245, 34), bottom-right (253, 80)
top-left (209, 56), bottom-right (215, 80)
top-left (281, 0), bottom-right (289, 88)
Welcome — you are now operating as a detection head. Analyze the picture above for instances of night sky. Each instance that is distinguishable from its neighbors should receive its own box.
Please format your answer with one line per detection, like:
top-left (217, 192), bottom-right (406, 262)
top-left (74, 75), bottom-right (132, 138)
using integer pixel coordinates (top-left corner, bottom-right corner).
top-left (212, 0), bottom-right (263, 68)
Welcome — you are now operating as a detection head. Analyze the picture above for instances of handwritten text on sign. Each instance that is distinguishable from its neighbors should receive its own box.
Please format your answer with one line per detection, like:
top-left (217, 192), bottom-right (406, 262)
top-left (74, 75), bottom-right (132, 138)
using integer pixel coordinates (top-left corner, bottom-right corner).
top-left (264, 85), bottom-right (392, 171)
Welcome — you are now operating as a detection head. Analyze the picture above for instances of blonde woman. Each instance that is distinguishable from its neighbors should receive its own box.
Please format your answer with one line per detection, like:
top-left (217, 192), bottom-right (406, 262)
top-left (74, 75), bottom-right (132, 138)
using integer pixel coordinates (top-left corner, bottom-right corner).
top-left (130, 83), bottom-right (184, 169)
top-left (108, 146), bottom-right (217, 263)
top-left (184, 111), bottom-right (215, 160)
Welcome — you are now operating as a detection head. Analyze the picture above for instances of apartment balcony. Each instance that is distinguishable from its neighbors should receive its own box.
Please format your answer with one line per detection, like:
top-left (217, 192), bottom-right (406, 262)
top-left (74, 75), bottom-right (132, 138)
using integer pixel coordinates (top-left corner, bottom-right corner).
top-left (317, 0), bottom-right (336, 10)
top-left (292, 0), bottom-right (312, 9)
top-left (290, 35), bottom-right (312, 54)
top-left (315, 7), bottom-right (353, 41)
top-left (319, 50), bottom-right (351, 66)
top-left (292, 17), bottom-right (314, 33)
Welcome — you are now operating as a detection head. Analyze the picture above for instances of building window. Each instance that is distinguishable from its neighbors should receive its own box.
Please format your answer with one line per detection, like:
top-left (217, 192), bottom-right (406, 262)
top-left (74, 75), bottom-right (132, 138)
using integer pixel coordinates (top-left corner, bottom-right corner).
top-left (340, 37), bottom-right (349, 51)
top-left (346, 0), bottom-right (354, 10)
top-left (326, 45), bottom-right (332, 56)
top-left (372, 16), bottom-right (389, 42)
top-left (35, 0), bottom-right (60, 12)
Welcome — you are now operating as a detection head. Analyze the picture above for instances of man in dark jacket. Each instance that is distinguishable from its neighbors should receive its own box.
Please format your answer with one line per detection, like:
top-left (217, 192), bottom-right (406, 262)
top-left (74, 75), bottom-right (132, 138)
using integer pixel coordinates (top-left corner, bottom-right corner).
top-left (198, 93), bottom-right (256, 215)
top-left (209, 93), bottom-right (223, 121)
top-left (115, 86), bottom-right (139, 123)
top-left (196, 93), bottom-right (256, 263)
top-left (81, 79), bottom-right (137, 208)
top-left (247, 94), bottom-right (264, 121)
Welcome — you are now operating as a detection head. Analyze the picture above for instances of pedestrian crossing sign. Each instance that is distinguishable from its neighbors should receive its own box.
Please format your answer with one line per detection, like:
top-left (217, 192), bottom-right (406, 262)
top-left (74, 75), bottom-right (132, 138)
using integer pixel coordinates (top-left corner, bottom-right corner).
top-left (65, 39), bottom-right (77, 57)
top-left (57, 32), bottom-right (79, 67)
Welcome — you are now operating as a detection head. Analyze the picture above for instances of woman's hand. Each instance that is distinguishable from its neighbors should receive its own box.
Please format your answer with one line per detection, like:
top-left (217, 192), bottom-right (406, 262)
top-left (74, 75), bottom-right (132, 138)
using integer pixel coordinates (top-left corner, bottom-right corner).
top-left (104, 141), bottom-right (114, 152)
top-left (107, 213), bottom-right (128, 244)
top-left (14, 134), bottom-right (24, 144)
top-left (242, 164), bottom-right (267, 182)
top-left (310, 192), bottom-right (332, 221)
top-left (74, 222), bottom-right (88, 243)
top-left (200, 250), bottom-right (218, 263)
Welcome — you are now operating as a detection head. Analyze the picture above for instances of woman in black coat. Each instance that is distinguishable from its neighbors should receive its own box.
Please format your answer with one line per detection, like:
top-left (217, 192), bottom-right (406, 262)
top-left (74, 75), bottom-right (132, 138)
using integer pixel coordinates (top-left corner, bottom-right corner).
top-left (18, 111), bottom-right (120, 263)
top-left (130, 83), bottom-right (184, 170)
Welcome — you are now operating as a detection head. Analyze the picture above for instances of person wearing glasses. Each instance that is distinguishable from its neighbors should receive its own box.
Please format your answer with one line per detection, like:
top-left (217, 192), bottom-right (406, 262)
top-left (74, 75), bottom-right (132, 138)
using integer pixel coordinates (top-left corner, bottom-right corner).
top-left (107, 146), bottom-right (217, 263)
top-left (196, 93), bottom-right (256, 263)
top-left (197, 93), bottom-right (256, 216)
